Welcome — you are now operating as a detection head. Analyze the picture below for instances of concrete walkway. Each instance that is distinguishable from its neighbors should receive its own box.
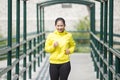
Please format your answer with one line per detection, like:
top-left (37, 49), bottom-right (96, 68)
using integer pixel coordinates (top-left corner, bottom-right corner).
top-left (68, 53), bottom-right (99, 80)
top-left (35, 53), bottom-right (99, 80)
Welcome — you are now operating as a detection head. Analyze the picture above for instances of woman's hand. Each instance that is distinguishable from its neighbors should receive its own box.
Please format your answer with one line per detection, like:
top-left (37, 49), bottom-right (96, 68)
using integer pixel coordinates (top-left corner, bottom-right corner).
top-left (65, 49), bottom-right (70, 55)
top-left (53, 41), bottom-right (58, 47)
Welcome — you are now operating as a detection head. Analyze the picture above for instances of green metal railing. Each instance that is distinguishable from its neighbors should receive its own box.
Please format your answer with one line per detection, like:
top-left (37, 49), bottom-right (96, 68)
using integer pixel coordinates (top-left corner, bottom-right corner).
top-left (90, 0), bottom-right (120, 80)
top-left (0, 0), bottom-right (46, 80)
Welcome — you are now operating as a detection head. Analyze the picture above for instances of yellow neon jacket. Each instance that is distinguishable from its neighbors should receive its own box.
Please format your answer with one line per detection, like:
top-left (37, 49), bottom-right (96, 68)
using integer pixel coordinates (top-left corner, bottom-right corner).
top-left (45, 30), bottom-right (76, 64)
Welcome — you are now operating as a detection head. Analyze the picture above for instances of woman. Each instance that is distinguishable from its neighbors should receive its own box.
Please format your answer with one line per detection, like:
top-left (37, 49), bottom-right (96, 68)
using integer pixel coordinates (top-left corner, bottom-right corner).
top-left (45, 17), bottom-right (76, 80)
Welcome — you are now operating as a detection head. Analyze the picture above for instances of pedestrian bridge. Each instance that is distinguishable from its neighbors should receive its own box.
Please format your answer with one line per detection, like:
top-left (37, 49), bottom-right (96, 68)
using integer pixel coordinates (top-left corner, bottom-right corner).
top-left (0, 0), bottom-right (120, 80)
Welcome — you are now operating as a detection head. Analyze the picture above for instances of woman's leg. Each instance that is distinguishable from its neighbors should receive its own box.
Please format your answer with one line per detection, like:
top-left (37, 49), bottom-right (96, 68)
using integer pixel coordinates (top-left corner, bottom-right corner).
top-left (59, 62), bottom-right (71, 80)
top-left (49, 64), bottom-right (59, 80)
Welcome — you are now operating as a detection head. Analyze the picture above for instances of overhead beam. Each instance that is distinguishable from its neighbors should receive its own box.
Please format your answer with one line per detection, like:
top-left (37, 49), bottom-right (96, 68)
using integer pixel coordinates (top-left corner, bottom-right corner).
top-left (38, 0), bottom-right (95, 7)
top-left (95, 0), bottom-right (108, 2)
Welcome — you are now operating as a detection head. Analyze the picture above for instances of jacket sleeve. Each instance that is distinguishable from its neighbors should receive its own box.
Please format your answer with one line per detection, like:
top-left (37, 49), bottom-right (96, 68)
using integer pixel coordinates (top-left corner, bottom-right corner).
top-left (69, 34), bottom-right (76, 54)
top-left (45, 34), bottom-right (55, 53)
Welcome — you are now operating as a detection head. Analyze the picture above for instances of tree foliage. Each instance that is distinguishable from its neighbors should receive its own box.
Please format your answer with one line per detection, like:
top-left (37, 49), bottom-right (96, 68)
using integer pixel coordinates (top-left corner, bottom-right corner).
top-left (73, 16), bottom-right (90, 53)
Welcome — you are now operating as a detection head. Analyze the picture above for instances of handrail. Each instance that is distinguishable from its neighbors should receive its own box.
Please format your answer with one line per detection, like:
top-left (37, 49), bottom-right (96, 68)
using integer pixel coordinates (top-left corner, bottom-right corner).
top-left (0, 23), bottom-right (45, 80)
top-left (90, 31), bottom-right (120, 80)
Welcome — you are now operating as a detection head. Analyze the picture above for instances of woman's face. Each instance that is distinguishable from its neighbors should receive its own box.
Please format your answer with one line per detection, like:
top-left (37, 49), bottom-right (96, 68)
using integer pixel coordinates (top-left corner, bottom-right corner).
top-left (55, 20), bottom-right (65, 33)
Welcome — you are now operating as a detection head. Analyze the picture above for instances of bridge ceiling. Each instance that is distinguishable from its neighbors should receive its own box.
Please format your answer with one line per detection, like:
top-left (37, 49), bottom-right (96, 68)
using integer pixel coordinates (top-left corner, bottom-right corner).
top-left (38, 0), bottom-right (95, 7)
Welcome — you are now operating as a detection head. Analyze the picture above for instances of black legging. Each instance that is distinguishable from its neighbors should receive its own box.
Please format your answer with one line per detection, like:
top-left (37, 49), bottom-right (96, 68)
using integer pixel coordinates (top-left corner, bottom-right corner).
top-left (49, 61), bottom-right (71, 80)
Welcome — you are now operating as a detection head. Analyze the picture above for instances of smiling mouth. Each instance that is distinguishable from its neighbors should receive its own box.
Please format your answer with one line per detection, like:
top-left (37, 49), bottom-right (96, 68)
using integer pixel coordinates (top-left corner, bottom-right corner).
top-left (58, 29), bottom-right (64, 32)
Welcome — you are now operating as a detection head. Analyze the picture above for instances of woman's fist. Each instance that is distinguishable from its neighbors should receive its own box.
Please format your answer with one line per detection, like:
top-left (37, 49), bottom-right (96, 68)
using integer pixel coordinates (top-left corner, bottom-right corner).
top-left (53, 41), bottom-right (58, 47)
top-left (65, 49), bottom-right (70, 55)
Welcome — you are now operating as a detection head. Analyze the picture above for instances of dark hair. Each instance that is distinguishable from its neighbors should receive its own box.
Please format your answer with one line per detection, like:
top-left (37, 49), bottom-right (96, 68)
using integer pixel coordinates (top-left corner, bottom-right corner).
top-left (55, 17), bottom-right (66, 26)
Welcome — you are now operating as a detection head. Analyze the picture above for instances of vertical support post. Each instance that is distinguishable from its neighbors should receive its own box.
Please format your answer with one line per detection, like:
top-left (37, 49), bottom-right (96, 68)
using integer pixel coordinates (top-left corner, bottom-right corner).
top-left (90, 3), bottom-right (95, 57)
top-left (96, 41), bottom-right (99, 79)
top-left (40, 6), bottom-right (43, 62)
top-left (41, 7), bottom-right (45, 58)
top-left (7, 0), bottom-right (12, 80)
top-left (90, 3), bottom-right (95, 64)
top-left (29, 40), bottom-right (32, 79)
top-left (90, 4), bottom-right (95, 34)
top-left (23, 1), bottom-right (27, 80)
top-left (42, 7), bottom-right (46, 57)
top-left (99, 2), bottom-right (103, 80)
top-left (37, 4), bottom-right (39, 32)
top-left (108, 0), bottom-right (114, 80)
top-left (103, 1), bottom-right (108, 75)
top-left (90, 4), bottom-right (93, 58)
top-left (115, 57), bottom-right (120, 79)
top-left (33, 38), bottom-right (36, 72)
top-left (90, 3), bottom-right (99, 78)
top-left (37, 4), bottom-right (40, 67)
top-left (16, 0), bottom-right (20, 80)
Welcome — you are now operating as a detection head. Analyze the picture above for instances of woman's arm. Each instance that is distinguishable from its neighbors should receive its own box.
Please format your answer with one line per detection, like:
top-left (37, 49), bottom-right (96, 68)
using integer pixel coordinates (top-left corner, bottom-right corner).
top-left (68, 34), bottom-right (76, 54)
top-left (45, 34), bottom-right (55, 53)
